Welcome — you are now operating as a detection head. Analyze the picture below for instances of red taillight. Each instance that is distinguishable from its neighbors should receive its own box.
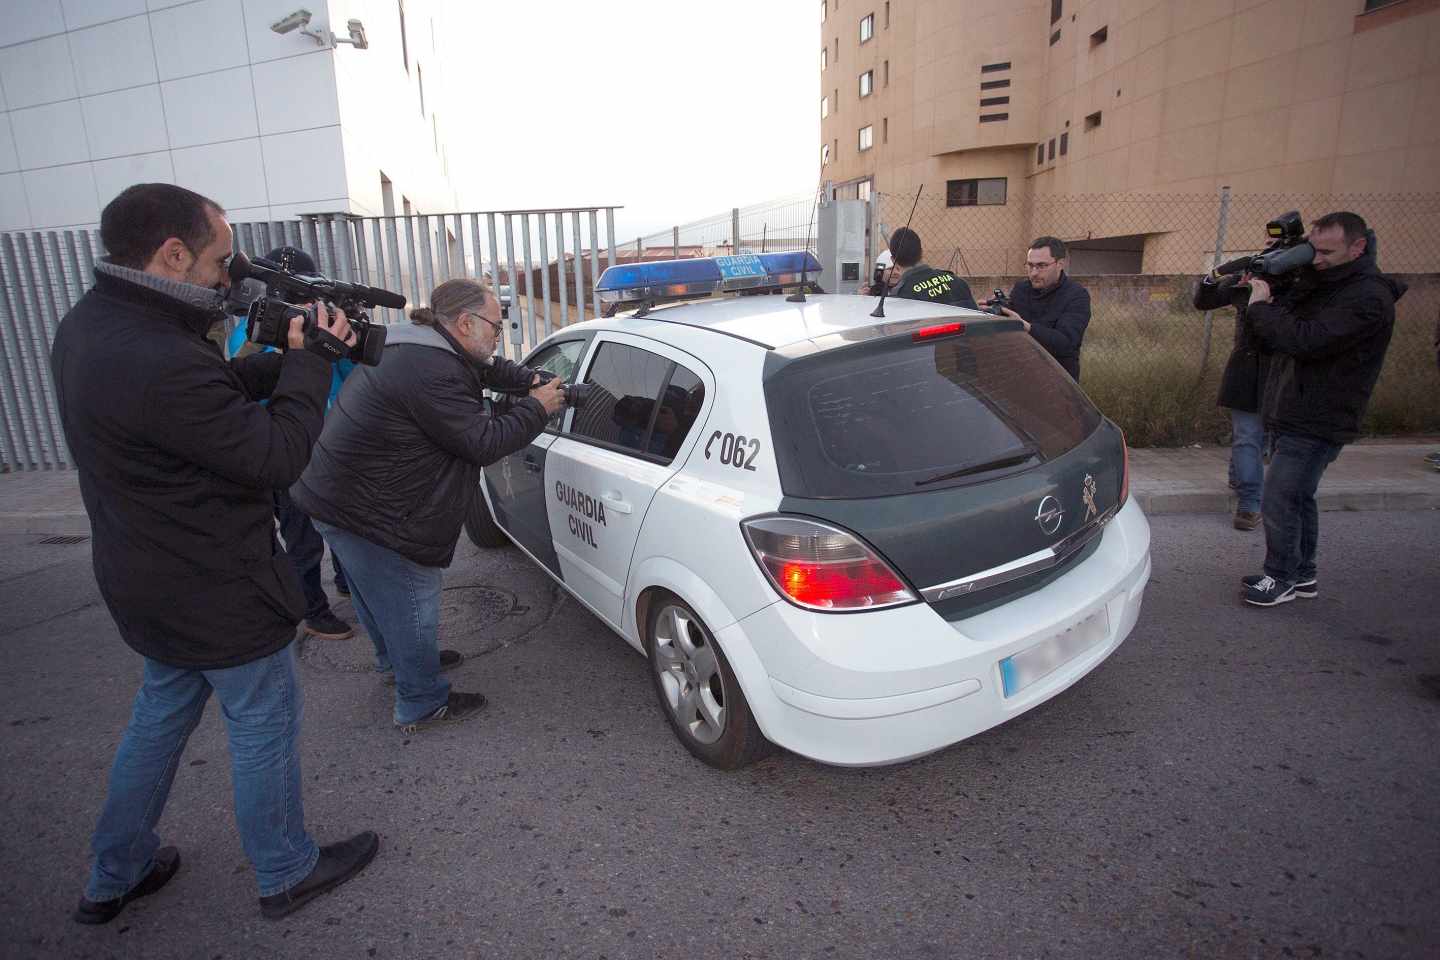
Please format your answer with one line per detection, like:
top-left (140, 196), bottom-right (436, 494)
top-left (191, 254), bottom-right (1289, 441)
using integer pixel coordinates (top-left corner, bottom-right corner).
top-left (742, 517), bottom-right (916, 611)
top-left (912, 321), bottom-right (965, 341)
top-left (1119, 431), bottom-right (1131, 506)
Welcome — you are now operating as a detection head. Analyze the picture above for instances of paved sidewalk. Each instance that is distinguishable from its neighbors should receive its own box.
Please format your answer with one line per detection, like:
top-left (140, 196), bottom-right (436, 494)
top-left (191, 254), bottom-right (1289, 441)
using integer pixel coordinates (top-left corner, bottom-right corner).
top-left (1, 438), bottom-right (1437, 536)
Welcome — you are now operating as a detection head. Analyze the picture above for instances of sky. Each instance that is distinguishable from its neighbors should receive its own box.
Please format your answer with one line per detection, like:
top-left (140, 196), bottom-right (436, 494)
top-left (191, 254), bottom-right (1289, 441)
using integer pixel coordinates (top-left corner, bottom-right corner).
top-left (438, 0), bottom-right (820, 244)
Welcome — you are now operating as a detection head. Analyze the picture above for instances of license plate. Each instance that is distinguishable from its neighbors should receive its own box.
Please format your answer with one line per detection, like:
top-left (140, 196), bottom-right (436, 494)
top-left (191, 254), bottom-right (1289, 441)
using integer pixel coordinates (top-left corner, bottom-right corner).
top-left (1000, 608), bottom-right (1111, 698)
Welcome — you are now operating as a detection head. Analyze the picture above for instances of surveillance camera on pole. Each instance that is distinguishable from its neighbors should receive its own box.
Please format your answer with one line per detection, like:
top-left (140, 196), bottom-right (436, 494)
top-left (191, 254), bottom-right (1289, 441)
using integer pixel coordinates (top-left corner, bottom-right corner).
top-left (269, 8), bottom-right (369, 49)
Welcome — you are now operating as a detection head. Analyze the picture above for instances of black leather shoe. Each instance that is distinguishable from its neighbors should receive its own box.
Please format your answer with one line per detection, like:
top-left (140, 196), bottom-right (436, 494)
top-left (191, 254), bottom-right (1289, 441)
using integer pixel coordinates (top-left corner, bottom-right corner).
top-left (259, 831), bottom-right (379, 920)
top-left (73, 846), bottom-right (181, 924)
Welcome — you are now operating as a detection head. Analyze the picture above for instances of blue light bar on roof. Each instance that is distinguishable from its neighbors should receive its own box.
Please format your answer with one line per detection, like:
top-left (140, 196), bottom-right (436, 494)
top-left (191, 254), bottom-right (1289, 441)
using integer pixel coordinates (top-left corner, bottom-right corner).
top-left (596, 250), bottom-right (822, 307)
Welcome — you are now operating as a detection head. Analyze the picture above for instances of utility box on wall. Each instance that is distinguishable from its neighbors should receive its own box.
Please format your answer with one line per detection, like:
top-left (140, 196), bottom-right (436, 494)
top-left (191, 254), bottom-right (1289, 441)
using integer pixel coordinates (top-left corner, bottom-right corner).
top-left (816, 199), bottom-right (868, 295)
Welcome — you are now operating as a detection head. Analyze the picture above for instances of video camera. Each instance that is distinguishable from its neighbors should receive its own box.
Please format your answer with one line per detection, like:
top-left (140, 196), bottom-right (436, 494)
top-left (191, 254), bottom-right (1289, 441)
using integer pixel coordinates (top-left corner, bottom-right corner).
top-left (984, 288), bottom-right (1012, 317)
top-left (1211, 211), bottom-right (1315, 286)
top-left (227, 251), bottom-right (406, 366)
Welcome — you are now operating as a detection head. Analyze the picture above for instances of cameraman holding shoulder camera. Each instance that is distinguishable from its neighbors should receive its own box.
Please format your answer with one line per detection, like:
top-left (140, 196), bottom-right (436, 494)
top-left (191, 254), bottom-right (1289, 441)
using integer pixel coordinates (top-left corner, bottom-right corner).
top-left (291, 279), bottom-right (564, 733)
top-left (51, 184), bottom-right (377, 923)
top-left (1240, 212), bottom-right (1405, 607)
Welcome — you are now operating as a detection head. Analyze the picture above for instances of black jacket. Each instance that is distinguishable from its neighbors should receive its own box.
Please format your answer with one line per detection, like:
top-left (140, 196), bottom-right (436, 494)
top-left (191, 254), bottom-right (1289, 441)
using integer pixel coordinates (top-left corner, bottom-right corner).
top-left (290, 324), bottom-right (548, 567)
top-left (893, 264), bottom-right (977, 310)
top-left (1246, 251), bottom-right (1405, 445)
top-left (1008, 273), bottom-right (1090, 380)
top-left (1194, 275), bottom-right (1272, 413)
top-left (50, 269), bottom-right (333, 669)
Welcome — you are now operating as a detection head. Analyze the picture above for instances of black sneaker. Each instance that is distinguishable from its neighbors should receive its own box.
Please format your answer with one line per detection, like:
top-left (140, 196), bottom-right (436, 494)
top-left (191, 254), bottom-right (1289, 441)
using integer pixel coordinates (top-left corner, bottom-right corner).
top-left (1243, 574), bottom-right (1316, 598)
top-left (1242, 575), bottom-right (1296, 606)
top-left (396, 691), bottom-right (488, 734)
top-left (74, 846), bottom-right (181, 924)
top-left (381, 649), bottom-right (463, 686)
top-left (258, 831), bottom-right (379, 920)
top-left (305, 611), bottom-right (354, 641)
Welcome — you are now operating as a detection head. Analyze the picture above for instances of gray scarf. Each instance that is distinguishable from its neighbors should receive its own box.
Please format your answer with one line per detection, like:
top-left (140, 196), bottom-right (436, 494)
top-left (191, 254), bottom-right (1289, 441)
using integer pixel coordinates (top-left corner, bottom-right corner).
top-left (97, 260), bottom-right (227, 316)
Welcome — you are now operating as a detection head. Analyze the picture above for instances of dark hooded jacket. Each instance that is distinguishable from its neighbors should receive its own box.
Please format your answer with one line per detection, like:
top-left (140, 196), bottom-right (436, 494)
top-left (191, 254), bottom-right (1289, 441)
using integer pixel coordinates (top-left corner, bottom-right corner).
top-left (50, 267), bottom-right (333, 669)
top-left (1194, 274), bottom-right (1272, 413)
top-left (1007, 273), bottom-right (1090, 380)
top-left (1246, 250), bottom-right (1405, 445)
top-left (289, 323), bottom-right (547, 567)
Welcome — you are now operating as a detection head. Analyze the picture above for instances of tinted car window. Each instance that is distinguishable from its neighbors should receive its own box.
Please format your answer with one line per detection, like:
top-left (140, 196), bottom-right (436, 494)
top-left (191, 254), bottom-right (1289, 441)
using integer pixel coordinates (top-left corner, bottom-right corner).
top-left (767, 327), bottom-right (1101, 497)
top-left (569, 343), bottom-right (704, 463)
top-left (524, 340), bottom-right (587, 429)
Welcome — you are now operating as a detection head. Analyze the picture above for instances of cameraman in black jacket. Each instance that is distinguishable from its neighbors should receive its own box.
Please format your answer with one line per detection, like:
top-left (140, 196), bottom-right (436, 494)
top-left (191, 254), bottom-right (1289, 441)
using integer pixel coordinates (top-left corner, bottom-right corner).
top-left (52, 183), bottom-right (376, 923)
top-left (1194, 270), bottom-right (1273, 530)
top-left (291, 278), bottom-right (564, 732)
top-left (1238, 212), bottom-right (1405, 607)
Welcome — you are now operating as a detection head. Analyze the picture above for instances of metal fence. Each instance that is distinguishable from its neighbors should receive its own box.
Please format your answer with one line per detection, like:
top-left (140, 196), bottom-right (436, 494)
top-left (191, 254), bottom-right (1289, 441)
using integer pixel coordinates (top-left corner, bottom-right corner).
top-left (873, 189), bottom-right (1440, 445)
top-left (634, 192), bottom-right (820, 260)
top-left (0, 206), bottom-right (620, 472)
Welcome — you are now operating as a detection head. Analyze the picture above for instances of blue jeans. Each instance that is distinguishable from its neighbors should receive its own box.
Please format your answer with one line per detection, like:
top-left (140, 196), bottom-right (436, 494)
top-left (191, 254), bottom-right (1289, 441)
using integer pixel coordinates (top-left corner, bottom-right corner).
top-left (1261, 433), bottom-right (1343, 584)
top-left (87, 645), bottom-right (318, 900)
top-left (313, 522), bottom-right (448, 725)
top-left (275, 489), bottom-right (332, 621)
top-left (1227, 408), bottom-right (1267, 513)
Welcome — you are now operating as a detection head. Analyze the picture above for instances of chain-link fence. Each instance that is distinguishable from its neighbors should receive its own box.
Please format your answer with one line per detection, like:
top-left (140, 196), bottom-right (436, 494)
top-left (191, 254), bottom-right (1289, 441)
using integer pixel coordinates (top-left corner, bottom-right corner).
top-left (875, 190), bottom-right (1440, 446)
top-left (631, 192), bottom-right (820, 260)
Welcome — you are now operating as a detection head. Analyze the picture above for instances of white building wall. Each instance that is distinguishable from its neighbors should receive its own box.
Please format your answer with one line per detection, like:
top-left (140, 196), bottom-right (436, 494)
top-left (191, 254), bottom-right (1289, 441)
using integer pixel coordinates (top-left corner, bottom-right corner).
top-left (0, 0), bottom-right (456, 231)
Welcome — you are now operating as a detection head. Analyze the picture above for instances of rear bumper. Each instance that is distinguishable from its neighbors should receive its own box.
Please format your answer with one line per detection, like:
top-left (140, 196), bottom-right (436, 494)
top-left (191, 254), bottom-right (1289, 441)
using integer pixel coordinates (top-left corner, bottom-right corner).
top-left (720, 499), bottom-right (1152, 766)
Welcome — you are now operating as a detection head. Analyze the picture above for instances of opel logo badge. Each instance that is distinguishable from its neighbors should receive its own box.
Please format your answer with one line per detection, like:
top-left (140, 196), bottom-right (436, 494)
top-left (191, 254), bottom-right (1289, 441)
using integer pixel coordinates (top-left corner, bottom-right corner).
top-left (1035, 495), bottom-right (1064, 535)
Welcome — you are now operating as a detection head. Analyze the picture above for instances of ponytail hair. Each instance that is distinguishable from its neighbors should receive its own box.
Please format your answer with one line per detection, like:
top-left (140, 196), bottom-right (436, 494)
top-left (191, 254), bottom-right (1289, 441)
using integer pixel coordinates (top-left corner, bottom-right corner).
top-left (410, 306), bottom-right (438, 326)
top-left (414, 278), bottom-right (489, 328)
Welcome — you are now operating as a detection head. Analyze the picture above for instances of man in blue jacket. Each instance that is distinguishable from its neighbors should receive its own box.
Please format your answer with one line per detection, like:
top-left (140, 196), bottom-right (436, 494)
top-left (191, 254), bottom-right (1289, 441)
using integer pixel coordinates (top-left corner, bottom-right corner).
top-left (51, 183), bottom-right (378, 922)
top-left (985, 236), bottom-right (1091, 381)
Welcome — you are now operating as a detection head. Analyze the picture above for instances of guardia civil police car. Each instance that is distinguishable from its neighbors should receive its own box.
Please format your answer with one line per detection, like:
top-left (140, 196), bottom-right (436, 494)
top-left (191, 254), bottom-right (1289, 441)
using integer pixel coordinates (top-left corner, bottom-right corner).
top-left (467, 252), bottom-right (1151, 769)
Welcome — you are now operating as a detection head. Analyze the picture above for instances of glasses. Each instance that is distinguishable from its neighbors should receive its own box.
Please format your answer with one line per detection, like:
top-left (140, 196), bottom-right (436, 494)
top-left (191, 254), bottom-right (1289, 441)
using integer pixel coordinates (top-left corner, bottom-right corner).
top-left (464, 312), bottom-right (504, 335)
top-left (1025, 261), bottom-right (1056, 271)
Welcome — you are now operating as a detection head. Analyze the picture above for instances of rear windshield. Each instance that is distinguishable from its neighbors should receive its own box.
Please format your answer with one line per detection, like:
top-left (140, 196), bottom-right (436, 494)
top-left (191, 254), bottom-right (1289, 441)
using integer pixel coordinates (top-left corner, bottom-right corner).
top-left (767, 326), bottom-right (1102, 498)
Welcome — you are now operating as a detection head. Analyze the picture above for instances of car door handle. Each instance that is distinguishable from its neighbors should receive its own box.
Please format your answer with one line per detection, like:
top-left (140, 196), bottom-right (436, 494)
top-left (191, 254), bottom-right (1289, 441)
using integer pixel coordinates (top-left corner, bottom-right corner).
top-left (600, 491), bottom-right (632, 514)
top-left (522, 456), bottom-right (542, 473)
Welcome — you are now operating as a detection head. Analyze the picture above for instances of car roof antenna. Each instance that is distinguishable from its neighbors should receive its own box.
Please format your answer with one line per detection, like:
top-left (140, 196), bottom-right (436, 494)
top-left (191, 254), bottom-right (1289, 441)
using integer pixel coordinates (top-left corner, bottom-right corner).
top-left (871, 184), bottom-right (923, 319)
top-left (787, 179), bottom-right (824, 303)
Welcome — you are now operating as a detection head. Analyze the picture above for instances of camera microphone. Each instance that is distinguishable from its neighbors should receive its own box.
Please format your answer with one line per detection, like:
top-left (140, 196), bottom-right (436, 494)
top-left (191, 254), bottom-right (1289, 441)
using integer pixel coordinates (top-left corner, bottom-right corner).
top-left (247, 256), bottom-right (407, 309)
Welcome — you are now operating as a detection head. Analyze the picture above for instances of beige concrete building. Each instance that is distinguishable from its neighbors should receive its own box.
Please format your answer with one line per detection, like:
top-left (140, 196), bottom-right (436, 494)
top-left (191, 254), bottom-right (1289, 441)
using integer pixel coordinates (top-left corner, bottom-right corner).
top-left (819, 0), bottom-right (1440, 272)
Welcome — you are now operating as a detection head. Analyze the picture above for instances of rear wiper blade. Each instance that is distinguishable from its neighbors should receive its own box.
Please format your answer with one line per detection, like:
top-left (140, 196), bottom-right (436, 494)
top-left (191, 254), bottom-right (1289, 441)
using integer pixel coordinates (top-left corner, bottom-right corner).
top-left (914, 445), bottom-right (1039, 487)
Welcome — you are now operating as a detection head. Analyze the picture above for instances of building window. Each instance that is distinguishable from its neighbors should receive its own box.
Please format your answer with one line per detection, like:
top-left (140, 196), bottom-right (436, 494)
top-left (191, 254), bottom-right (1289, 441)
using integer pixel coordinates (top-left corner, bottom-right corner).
top-left (979, 96), bottom-right (1009, 107)
top-left (1051, 0), bottom-right (1062, 23)
top-left (821, 96), bottom-right (829, 118)
top-left (980, 61), bottom-right (1011, 73)
top-left (1363, 0), bottom-right (1402, 9)
top-left (1085, 110), bottom-right (1102, 130)
top-left (1037, 144), bottom-right (1045, 165)
top-left (1048, 137), bottom-right (1055, 160)
top-left (858, 179), bottom-right (872, 201)
top-left (417, 62), bottom-right (425, 115)
top-left (1060, 131), bottom-right (1069, 155)
top-left (822, 143), bottom-right (831, 165)
top-left (947, 178), bottom-right (1007, 206)
top-left (884, 1), bottom-right (890, 27)
top-left (834, 87), bottom-right (839, 108)
top-left (398, 0), bottom-right (409, 73)
top-left (979, 113), bottom-right (1009, 123)
top-left (821, 0), bottom-right (827, 22)
top-left (835, 37), bottom-right (839, 62)
top-left (1090, 25), bottom-right (1108, 46)
top-left (882, 116), bottom-right (888, 143)
top-left (980, 78), bottom-right (1010, 90)
top-left (821, 46), bottom-right (827, 71)
top-left (859, 125), bottom-right (873, 150)
top-left (1050, 29), bottom-right (1061, 45)
top-left (884, 60), bottom-right (890, 85)
top-left (860, 13), bottom-right (874, 42)
top-left (859, 70), bottom-right (873, 97)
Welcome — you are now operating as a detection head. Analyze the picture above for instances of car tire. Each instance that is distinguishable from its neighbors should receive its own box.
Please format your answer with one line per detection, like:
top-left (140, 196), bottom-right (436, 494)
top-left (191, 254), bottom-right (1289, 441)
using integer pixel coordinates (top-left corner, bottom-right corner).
top-left (644, 593), bottom-right (771, 770)
top-left (463, 489), bottom-right (510, 549)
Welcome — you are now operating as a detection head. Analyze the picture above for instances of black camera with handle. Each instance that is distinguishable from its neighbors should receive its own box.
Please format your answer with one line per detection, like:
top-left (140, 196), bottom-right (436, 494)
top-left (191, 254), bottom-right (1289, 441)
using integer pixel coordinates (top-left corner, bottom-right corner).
top-left (984, 288), bottom-right (1012, 317)
top-left (1209, 211), bottom-right (1316, 289)
top-left (227, 252), bottom-right (405, 366)
top-left (490, 369), bottom-right (593, 409)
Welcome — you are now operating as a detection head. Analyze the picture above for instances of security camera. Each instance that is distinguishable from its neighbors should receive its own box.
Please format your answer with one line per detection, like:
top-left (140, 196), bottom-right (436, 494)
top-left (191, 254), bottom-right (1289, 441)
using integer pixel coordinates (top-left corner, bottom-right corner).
top-left (269, 8), bottom-right (312, 34)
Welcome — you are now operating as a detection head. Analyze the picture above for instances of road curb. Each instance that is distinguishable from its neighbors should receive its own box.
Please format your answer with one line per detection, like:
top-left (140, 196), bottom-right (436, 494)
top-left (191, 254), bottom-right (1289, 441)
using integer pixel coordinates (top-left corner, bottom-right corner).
top-left (1134, 489), bottom-right (1440, 516)
top-left (0, 512), bottom-right (91, 537)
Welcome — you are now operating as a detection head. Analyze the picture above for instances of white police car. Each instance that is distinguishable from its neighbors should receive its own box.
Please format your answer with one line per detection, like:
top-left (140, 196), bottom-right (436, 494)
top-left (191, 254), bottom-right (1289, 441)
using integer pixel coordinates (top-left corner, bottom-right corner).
top-left (466, 253), bottom-right (1151, 769)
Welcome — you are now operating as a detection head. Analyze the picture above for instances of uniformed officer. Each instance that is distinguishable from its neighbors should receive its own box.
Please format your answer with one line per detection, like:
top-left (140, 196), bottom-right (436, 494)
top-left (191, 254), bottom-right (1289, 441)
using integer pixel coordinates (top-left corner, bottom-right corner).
top-left (871, 227), bottom-right (978, 309)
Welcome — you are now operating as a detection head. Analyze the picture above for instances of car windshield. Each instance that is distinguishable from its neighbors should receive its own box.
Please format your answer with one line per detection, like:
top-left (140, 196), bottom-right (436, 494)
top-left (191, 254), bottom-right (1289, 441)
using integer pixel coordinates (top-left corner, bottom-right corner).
top-left (767, 327), bottom-right (1101, 498)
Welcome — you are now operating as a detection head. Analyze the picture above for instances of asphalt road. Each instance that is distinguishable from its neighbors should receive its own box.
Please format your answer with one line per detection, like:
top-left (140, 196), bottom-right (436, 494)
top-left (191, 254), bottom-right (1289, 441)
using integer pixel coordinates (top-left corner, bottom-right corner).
top-left (2, 511), bottom-right (1438, 960)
